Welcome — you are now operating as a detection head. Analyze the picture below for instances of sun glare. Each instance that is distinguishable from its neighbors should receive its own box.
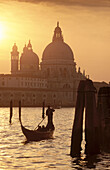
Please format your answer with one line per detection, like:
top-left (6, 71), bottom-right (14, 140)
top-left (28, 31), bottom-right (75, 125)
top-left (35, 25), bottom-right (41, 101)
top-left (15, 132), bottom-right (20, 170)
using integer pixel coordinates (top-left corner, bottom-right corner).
top-left (0, 23), bottom-right (5, 40)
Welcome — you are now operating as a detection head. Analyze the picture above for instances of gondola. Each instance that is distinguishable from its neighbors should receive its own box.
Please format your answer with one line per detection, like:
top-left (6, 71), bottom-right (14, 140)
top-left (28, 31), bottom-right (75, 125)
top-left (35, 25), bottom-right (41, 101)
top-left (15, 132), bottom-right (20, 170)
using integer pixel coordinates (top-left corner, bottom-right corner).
top-left (20, 123), bottom-right (54, 141)
top-left (19, 101), bottom-right (55, 141)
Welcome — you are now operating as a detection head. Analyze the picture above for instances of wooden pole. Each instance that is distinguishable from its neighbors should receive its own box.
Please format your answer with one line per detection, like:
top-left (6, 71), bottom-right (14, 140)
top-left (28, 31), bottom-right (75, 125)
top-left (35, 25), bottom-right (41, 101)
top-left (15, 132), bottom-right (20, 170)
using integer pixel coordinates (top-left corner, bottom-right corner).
top-left (97, 87), bottom-right (110, 152)
top-left (42, 100), bottom-right (45, 119)
top-left (85, 79), bottom-right (100, 155)
top-left (19, 100), bottom-right (21, 123)
top-left (9, 100), bottom-right (13, 124)
top-left (70, 80), bottom-right (85, 157)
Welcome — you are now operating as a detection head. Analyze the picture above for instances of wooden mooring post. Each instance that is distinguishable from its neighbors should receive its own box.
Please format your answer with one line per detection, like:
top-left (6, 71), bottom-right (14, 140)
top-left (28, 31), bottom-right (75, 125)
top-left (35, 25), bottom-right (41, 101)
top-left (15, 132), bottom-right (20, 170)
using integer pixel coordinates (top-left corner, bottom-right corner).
top-left (19, 100), bottom-right (21, 123)
top-left (9, 100), bottom-right (13, 124)
top-left (70, 80), bottom-right (85, 157)
top-left (97, 87), bottom-right (110, 152)
top-left (70, 79), bottom-right (100, 157)
top-left (42, 100), bottom-right (45, 119)
top-left (85, 79), bottom-right (100, 155)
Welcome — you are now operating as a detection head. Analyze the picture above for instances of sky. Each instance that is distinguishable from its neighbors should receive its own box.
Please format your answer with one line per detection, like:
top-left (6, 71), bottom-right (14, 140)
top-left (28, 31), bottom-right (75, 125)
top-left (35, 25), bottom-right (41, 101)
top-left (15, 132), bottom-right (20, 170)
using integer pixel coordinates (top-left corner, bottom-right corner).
top-left (0, 0), bottom-right (110, 83)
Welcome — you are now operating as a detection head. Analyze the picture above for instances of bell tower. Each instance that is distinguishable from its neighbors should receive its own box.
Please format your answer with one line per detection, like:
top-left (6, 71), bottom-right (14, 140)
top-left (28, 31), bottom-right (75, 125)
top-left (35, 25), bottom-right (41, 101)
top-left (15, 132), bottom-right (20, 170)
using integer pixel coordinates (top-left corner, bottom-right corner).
top-left (11, 43), bottom-right (19, 74)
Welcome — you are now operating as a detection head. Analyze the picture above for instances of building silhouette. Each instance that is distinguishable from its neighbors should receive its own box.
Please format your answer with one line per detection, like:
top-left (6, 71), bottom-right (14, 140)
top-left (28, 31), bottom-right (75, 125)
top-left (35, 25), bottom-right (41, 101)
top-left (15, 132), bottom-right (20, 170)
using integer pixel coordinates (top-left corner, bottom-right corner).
top-left (0, 22), bottom-right (107, 107)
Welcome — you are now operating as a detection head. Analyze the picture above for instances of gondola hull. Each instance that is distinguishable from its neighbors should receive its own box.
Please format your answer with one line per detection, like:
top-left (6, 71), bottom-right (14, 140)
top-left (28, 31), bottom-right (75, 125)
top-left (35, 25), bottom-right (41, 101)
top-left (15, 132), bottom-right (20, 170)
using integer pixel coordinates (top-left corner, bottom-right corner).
top-left (21, 124), bottom-right (54, 141)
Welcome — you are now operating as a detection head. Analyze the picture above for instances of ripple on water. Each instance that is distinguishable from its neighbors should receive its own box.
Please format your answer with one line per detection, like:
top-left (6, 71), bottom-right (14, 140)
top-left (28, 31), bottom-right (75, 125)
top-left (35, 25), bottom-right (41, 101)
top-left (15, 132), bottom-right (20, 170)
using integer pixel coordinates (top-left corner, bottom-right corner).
top-left (0, 107), bottom-right (110, 169)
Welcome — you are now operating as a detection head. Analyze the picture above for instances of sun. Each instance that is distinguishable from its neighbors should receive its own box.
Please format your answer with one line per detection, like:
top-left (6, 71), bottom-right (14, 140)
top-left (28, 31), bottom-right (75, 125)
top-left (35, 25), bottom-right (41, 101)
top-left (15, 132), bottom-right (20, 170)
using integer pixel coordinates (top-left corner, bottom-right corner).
top-left (0, 23), bottom-right (5, 40)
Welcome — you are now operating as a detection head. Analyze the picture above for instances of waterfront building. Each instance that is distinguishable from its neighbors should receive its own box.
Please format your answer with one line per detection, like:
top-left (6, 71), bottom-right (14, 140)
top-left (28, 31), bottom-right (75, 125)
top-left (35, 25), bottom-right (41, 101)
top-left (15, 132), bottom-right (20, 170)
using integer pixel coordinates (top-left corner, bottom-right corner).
top-left (1, 22), bottom-right (106, 107)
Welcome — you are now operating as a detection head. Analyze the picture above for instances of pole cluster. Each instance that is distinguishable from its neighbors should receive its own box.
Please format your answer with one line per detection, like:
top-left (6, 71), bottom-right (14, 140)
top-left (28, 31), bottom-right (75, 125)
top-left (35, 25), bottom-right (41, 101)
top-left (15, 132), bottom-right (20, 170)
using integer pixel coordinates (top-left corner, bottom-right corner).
top-left (70, 79), bottom-right (109, 157)
top-left (97, 87), bottom-right (110, 152)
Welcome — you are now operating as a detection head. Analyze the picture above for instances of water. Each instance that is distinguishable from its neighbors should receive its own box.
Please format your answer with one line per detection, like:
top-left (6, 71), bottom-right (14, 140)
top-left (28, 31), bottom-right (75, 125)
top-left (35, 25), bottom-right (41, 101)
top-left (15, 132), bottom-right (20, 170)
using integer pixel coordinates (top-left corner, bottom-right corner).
top-left (0, 107), bottom-right (110, 169)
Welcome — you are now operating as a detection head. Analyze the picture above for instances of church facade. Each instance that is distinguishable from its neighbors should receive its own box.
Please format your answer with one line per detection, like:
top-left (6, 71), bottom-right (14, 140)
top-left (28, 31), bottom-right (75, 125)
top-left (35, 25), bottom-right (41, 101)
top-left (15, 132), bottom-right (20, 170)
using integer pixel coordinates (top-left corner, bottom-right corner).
top-left (0, 22), bottom-right (86, 107)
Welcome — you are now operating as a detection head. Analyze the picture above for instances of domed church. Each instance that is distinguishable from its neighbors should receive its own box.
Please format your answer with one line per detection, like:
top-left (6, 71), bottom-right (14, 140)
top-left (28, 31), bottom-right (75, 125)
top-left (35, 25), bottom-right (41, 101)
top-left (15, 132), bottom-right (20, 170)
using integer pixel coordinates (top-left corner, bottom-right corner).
top-left (40, 22), bottom-right (85, 106)
top-left (41, 22), bottom-right (76, 78)
top-left (0, 22), bottom-right (86, 107)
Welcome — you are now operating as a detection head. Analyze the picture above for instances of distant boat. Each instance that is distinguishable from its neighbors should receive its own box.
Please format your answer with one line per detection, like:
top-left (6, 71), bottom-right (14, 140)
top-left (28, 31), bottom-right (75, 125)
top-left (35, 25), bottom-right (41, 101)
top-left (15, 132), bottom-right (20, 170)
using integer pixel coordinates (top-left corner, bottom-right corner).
top-left (55, 105), bottom-right (61, 109)
top-left (53, 104), bottom-right (61, 109)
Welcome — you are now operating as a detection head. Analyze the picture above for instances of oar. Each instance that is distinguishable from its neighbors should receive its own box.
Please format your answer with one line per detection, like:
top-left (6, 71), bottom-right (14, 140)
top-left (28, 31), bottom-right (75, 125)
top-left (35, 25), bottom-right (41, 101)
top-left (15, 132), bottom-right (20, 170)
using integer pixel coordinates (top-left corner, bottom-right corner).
top-left (34, 116), bottom-right (46, 130)
top-left (34, 101), bottom-right (46, 130)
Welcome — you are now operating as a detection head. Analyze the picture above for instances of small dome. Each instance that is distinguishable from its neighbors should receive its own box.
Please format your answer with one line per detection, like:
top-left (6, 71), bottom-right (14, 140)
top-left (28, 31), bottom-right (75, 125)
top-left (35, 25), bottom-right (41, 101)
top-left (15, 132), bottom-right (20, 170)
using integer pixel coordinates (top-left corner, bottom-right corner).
top-left (12, 43), bottom-right (18, 52)
top-left (20, 41), bottom-right (39, 72)
top-left (54, 26), bottom-right (61, 33)
top-left (27, 40), bottom-right (32, 50)
top-left (21, 41), bottom-right (39, 62)
top-left (11, 43), bottom-right (19, 56)
top-left (20, 50), bottom-right (39, 65)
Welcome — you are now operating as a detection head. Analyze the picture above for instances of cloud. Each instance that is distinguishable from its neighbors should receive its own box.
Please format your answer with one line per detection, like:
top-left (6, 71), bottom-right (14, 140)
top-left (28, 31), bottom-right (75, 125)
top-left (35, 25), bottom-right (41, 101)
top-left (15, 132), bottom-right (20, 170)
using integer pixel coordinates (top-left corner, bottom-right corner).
top-left (1, 0), bottom-right (110, 7)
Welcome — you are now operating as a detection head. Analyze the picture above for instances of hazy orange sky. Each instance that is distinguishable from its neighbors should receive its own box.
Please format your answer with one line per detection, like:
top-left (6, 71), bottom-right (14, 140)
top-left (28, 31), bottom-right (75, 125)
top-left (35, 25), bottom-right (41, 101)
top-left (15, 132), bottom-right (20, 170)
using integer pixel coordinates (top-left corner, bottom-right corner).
top-left (0, 0), bottom-right (110, 83)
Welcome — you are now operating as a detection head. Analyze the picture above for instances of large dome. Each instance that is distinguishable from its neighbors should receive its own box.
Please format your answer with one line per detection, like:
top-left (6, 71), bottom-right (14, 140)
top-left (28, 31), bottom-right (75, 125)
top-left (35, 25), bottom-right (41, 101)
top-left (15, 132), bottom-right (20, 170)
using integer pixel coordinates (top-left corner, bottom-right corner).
top-left (42, 22), bottom-right (74, 62)
top-left (42, 41), bottom-right (74, 61)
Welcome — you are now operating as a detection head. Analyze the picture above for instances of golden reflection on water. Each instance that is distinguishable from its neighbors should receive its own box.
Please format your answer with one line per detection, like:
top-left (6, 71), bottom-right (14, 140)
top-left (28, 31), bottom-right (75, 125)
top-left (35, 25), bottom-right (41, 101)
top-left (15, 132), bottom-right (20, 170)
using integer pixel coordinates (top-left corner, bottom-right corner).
top-left (0, 107), bottom-right (110, 169)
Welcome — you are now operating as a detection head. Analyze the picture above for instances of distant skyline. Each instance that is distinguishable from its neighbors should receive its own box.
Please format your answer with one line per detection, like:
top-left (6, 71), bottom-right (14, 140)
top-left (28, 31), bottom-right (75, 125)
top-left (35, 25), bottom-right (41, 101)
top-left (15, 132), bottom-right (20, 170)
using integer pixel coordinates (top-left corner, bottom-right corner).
top-left (0, 0), bottom-right (110, 83)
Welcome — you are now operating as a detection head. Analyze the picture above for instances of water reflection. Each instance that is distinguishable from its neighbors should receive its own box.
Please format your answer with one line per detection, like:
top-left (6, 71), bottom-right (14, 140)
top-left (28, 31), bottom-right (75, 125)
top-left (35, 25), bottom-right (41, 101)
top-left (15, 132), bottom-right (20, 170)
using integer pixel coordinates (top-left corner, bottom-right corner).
top-left (0, 107), bottom-right (110, 169)
top-left (71, 154), bottom-right (102, 169)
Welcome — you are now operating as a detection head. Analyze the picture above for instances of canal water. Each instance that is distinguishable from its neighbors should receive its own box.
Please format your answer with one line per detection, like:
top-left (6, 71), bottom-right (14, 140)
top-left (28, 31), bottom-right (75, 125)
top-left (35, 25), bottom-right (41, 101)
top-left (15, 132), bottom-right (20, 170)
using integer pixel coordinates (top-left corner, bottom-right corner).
top-left (0, 107), bottom-right (110, 169)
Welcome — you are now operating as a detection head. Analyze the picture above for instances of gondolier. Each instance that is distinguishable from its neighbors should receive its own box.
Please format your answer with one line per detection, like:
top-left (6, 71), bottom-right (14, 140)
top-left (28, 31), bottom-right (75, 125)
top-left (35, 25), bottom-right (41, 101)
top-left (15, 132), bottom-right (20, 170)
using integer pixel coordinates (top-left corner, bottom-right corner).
top-left (46, 106), bottom-right (55, 130)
